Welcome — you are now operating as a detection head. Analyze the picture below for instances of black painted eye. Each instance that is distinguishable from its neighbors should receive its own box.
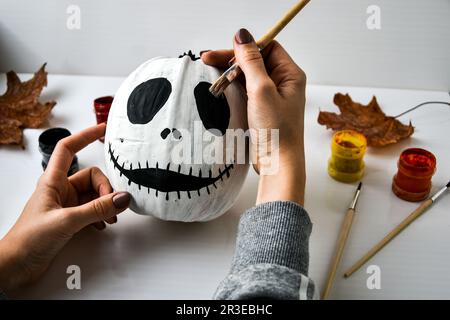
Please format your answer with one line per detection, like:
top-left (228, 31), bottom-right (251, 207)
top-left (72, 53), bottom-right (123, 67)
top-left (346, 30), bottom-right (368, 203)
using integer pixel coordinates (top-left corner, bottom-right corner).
top-left (194, 82), bottom-right (230, 136)
top-left (127, 77), bottom-right (172, 124)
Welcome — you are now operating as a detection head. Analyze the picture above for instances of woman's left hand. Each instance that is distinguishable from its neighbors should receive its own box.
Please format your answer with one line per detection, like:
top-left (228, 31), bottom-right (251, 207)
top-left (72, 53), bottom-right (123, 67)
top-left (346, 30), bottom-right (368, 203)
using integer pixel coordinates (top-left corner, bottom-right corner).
top-left (0, 123), bottom-right (131, 293)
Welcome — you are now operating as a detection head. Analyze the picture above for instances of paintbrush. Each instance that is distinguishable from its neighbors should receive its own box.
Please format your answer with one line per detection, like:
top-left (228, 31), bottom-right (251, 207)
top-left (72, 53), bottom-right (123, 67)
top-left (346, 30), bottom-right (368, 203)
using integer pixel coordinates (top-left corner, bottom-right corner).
top-left (209, 0), bottom-right (311, 97)
top-left (344, 180), bottom-right (450, 278)
top-left (321, 182), bottom-right (362, 300)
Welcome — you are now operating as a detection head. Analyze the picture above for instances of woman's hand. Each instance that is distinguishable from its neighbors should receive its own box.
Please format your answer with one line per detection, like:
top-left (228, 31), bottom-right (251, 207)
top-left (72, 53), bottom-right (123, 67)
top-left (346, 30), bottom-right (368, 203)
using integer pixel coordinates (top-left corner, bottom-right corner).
top-left (202, 28), bottom-right (307, 206)
top-left (0, 123), bottom-right (131, 293)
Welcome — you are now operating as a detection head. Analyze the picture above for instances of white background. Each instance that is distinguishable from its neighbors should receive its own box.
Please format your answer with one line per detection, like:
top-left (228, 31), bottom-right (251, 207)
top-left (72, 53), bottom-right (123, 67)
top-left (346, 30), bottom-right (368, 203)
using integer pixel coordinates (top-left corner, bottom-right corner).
top-left (0, 0), bottom-right (449, 90)
top-left (0, 75), bottom-right (449, 299)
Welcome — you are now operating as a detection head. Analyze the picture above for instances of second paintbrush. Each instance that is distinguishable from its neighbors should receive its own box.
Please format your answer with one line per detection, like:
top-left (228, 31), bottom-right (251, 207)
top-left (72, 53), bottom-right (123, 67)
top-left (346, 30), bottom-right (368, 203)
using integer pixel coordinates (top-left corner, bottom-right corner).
top-left (321, 182), bottom-right (362, 300)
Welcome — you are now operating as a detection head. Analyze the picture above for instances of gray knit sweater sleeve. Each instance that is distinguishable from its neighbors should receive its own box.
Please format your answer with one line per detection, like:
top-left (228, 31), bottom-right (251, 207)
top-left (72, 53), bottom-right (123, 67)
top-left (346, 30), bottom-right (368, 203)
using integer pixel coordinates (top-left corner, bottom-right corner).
top-left (214, 201), bottom-right (316, 300)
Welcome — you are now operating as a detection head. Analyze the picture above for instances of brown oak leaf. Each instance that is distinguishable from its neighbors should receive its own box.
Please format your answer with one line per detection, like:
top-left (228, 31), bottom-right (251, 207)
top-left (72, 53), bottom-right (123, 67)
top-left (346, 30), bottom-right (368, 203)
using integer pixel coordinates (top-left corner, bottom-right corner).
top-left (0, 118), bottom-right (23, 145)
top-left (0, 64), bottom-right (56, 147)
top-left (318, 93), bottom-right (414, 147)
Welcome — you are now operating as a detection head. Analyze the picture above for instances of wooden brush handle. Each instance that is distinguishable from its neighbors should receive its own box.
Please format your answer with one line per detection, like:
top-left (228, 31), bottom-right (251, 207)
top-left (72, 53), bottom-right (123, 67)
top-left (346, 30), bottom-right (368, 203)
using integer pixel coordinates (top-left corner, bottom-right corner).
top-left (257, 0), bottom-right (311, 49)
top-left (212, 0), bottom-right (310, 96)
top-left (321, 208), bottom-right (355, 300)
top-left (344, 199), bottom-right (433, 278)
top-left (227, 0), bottom-right (310, 65)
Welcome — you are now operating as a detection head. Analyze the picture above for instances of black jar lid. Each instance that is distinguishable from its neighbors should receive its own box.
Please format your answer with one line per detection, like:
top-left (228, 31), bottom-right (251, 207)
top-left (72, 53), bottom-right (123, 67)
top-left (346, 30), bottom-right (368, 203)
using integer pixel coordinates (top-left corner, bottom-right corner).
top-left (38, 127), bottom-right (71, 154)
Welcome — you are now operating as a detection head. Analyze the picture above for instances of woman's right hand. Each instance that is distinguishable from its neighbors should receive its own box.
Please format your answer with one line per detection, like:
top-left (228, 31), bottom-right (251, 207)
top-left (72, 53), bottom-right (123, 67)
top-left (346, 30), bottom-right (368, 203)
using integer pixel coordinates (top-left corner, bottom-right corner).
top-left (202, 28), bottom-right (307, 205)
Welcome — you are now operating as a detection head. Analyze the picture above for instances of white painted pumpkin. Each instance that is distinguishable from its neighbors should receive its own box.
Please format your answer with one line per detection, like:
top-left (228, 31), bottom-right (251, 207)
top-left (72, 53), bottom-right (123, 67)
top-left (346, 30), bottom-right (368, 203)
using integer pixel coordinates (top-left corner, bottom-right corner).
top-left (104, 52), bottom-right (249, 222)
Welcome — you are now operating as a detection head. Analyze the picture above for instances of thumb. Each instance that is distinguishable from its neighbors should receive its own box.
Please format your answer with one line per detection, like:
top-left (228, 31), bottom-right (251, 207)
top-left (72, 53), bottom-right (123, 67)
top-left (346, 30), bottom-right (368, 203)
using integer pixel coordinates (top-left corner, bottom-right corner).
top-left (233, 28), bottom-right (271, 93)
top-left (65, 192), bottom-right (131, 232)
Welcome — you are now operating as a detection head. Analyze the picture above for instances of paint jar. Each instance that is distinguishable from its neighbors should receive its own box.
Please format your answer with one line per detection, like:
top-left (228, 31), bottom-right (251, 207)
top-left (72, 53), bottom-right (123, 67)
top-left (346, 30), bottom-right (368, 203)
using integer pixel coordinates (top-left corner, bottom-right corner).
top-left (94, 96), bottom-right (114, 142)
top-left (328, 130), bottom-right (367, 183)
top-left (392, 148), bottom-right (436, 202)
top-left (38, 128), bottom-right (79, 176)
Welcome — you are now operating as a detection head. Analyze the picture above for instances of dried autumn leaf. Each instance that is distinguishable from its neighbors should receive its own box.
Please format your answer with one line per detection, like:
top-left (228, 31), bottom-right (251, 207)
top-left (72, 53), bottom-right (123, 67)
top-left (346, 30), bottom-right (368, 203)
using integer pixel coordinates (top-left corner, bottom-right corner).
top-left (0, 117), bottom-right (23, 146)
top-left (318, 93), bottom-right (414, 147)
top-left (0, 64), bottom-right (56, 146)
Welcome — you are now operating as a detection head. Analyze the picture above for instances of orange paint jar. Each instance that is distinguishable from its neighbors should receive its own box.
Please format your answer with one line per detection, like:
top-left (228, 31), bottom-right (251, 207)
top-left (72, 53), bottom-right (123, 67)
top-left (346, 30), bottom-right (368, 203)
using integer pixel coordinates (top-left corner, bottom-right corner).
top-left (392, 148), bottom-right (436, 202)
top-left (328, 130), bottom-right (367, 183)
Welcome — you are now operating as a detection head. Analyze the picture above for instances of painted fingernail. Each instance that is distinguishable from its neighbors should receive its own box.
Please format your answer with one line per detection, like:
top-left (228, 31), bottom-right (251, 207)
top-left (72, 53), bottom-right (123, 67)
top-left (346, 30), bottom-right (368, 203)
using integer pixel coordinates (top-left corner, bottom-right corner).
top-left (200, 50), bottom-right (211, 57)
top-left (112, 192), bottom-right (131, 209)
top-left (235, 28), bottom-right (254, 44)
top-left (94, 221), bottom-right (106, 230)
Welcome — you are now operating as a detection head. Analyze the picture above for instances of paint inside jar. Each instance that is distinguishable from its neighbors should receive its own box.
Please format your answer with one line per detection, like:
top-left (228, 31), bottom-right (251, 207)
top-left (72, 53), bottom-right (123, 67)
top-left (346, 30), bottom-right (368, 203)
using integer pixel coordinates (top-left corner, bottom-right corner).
top-left (392, 148), bottom-right (436, 202)
top-left (328, 130), bottom-right (367, 183)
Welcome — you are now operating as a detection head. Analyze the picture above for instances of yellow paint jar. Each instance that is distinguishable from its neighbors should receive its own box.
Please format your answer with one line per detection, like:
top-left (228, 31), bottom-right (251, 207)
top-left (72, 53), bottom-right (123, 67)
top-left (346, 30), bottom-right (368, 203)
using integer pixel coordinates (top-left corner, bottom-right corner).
top-left (328, 130), bottom-right (367, 183)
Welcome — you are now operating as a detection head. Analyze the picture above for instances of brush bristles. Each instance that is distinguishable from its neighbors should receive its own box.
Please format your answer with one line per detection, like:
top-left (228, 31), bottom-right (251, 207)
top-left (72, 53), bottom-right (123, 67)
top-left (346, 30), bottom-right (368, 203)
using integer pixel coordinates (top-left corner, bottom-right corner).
top-left (357, 182), bottom-right (362, 191)
top-left (447, 181), bottom-right (450, 188)
top-left (209, 75), bottom-right (230, 97)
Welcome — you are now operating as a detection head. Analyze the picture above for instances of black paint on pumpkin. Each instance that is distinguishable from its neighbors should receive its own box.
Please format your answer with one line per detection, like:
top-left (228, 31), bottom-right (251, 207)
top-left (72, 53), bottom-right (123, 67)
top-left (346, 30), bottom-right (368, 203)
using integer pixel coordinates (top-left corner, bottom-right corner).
top-left (108, 143), bottom-right (234, 193)
top-left (160, 128), bottom-right (171, 139)
top-left (194, 82), bottom-right (230, 136)
top-left (127, 77), bottom-right (172, 124)
top-left (178, 50), bottom-right (200, 61)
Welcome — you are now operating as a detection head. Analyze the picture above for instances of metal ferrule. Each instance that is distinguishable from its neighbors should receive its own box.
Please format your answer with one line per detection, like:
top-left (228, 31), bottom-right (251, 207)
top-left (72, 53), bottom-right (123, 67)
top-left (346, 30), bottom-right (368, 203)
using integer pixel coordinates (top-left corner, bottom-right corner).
top-left (349, 188), bottom-right (361, 210)
top-left (431, 186), bottom-right (449, 202)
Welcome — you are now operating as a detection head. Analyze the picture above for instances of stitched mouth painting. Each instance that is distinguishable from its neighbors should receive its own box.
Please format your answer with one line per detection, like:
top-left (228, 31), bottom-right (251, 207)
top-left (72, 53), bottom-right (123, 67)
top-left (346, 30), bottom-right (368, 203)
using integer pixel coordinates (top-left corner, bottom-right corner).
top-left (104, 51), bottom-right (249, 222)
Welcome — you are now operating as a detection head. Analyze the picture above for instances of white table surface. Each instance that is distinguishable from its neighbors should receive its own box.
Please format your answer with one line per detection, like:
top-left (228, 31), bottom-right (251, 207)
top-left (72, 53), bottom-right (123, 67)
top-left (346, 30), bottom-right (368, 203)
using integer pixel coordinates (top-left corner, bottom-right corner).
top-left (0, 73), bottom-right (449, 299)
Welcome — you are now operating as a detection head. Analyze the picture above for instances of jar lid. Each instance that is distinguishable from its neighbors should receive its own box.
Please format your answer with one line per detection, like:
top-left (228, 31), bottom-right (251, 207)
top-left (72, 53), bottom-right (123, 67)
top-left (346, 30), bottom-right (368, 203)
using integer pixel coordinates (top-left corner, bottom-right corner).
top-left (392, 176), bottom-right (431, 202)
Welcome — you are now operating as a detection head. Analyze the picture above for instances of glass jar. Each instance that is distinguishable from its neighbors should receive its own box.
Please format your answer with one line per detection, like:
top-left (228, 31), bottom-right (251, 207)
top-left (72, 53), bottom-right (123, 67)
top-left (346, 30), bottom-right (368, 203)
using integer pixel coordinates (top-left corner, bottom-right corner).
top-left (94, 96), bottom-right (114, 142)
top-left (38, 127), bottom-right (79, 176)
top-left (328, 130), bottom-right (367, 183)
top-left (94, 96), bottom-right (114, 124)
top-left (392, 148), bottom-right (436, 202)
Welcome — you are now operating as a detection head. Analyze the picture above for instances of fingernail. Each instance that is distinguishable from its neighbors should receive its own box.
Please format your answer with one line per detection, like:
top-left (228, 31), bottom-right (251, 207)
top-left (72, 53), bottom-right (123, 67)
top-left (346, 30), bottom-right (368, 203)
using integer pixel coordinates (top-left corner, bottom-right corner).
top-left (112, 192), bottom-right (131, 209)
top-left (235, 28), bottom-right (254, 44)
top-left (200, 50), bottom-right (211, 57)
top-left (94, 221), bottom-right (106, 230)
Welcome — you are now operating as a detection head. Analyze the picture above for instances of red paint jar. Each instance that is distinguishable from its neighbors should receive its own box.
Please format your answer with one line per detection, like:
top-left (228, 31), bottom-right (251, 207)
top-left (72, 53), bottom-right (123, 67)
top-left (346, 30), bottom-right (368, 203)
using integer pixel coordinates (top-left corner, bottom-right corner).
top-left (94, 96), bottom-right (114, 124)
top-left (392, 148), bottom-right (436, 202)
top-left (94, 96), bottom-right (114, 142)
